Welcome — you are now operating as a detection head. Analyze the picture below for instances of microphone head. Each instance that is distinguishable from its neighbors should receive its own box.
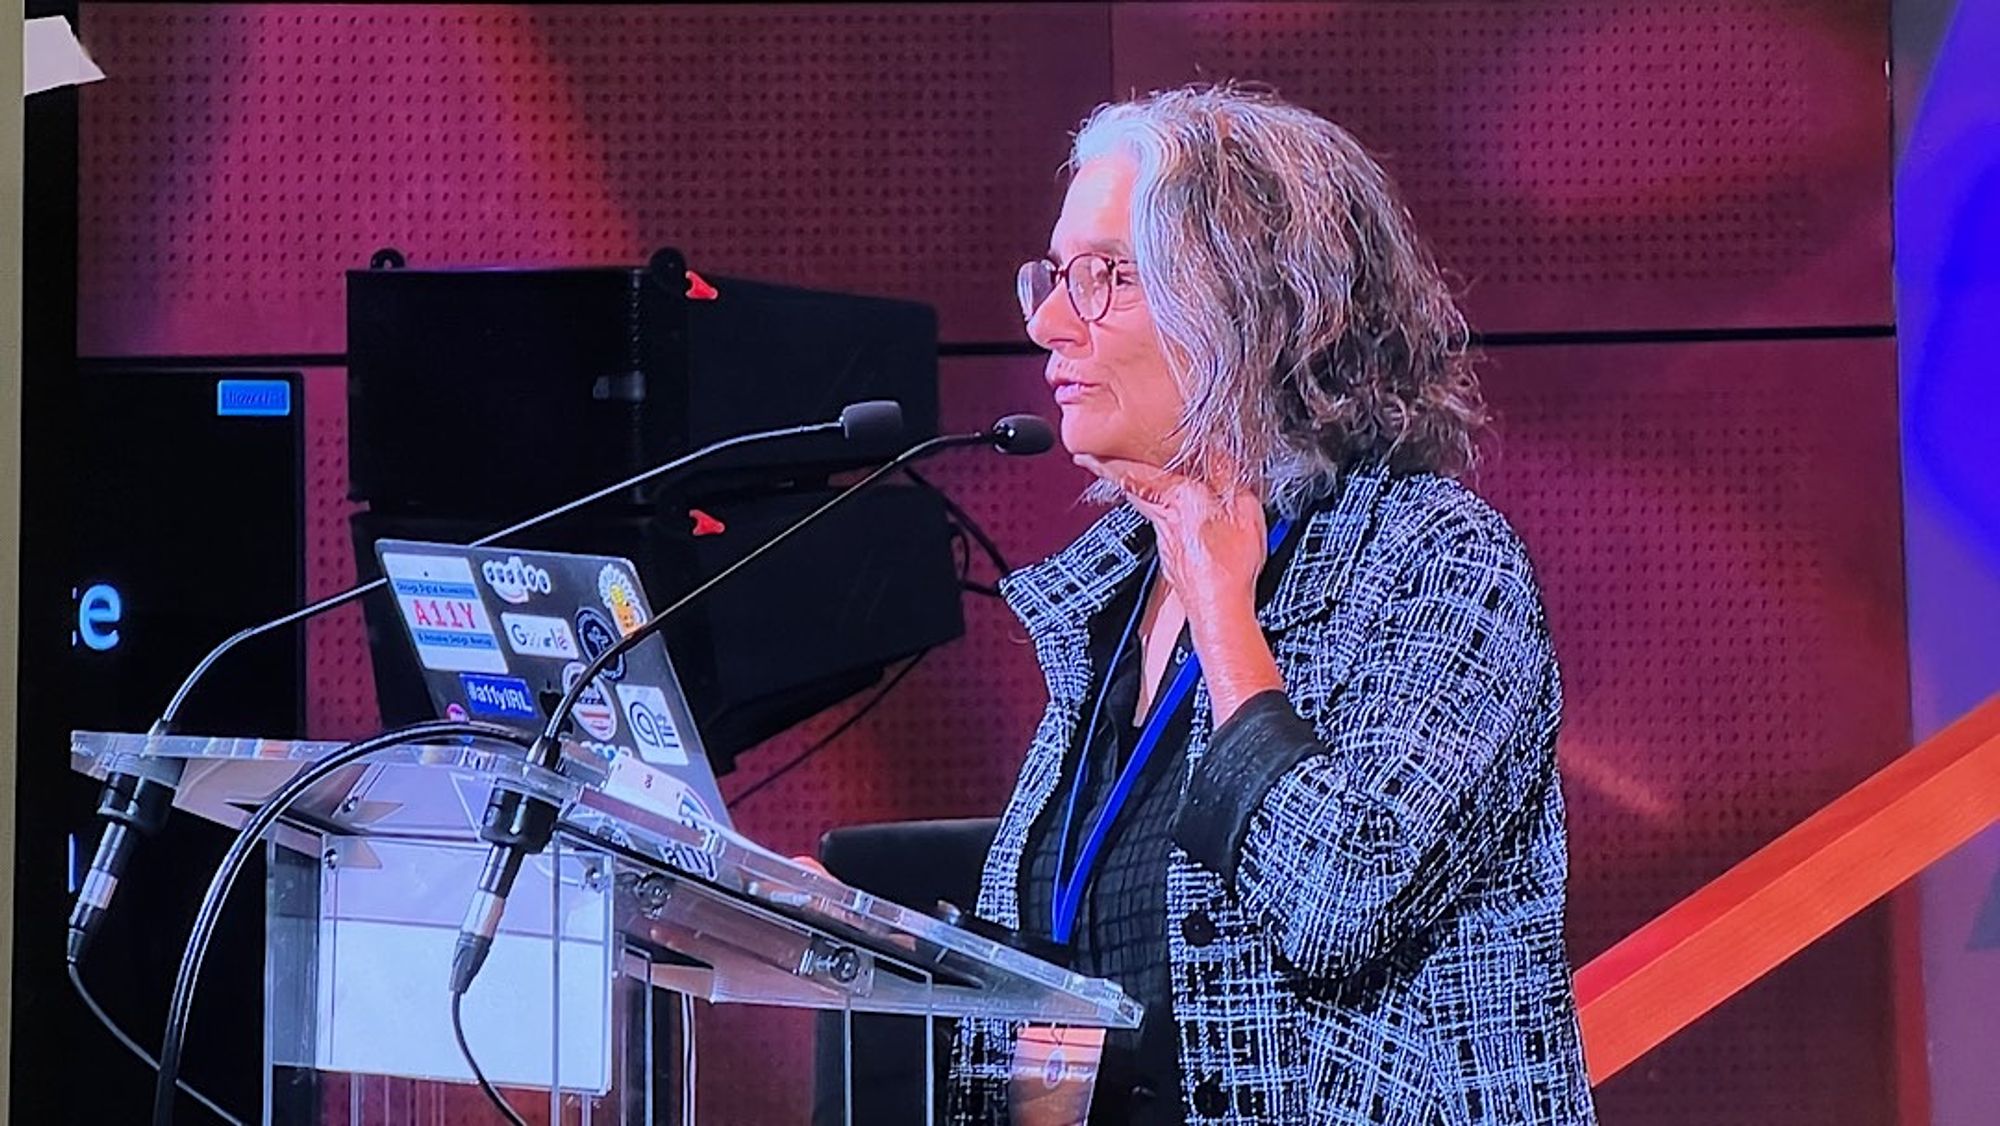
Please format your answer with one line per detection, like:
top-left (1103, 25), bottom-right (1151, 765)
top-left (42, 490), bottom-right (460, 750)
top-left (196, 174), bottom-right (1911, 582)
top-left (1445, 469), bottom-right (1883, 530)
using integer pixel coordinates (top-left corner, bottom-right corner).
top-left (839, 400), bottom-right (904, 444)
top-left (991, 414), bottom-right (1056, 456)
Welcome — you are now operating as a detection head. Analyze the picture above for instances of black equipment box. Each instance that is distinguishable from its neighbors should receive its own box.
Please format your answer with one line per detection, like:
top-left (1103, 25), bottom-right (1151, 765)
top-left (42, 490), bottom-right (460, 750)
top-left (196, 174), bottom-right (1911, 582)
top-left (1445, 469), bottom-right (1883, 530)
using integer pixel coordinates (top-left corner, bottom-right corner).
top-left (347, 247), bottom-right (940, 512)
top-left (344, 249), bottom-right (962, 772)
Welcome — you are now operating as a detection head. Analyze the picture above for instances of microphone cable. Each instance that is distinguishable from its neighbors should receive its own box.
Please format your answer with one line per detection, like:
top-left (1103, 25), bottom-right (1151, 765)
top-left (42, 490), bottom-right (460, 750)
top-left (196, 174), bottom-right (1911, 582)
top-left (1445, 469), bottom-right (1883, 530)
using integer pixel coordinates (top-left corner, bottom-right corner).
top-left (67, 962), bottom-right (245, 1125)
top-left (451, 989), bottom-right (527, 1126)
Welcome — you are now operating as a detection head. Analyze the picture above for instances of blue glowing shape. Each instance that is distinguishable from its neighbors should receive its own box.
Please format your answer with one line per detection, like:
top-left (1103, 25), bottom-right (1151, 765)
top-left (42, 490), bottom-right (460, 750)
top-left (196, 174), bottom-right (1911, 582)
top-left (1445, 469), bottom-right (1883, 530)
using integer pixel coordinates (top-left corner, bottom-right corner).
top-left (216, 379), bottom-right (292, 417)
top-left (77, 583), bottom-right (121, 650)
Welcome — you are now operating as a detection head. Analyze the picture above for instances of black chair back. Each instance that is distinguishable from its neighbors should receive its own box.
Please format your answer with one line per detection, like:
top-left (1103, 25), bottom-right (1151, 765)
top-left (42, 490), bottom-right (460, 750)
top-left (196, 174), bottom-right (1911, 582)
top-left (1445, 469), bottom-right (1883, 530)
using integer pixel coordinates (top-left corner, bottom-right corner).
top-left (810, 817), bottom-right (1001, 1126)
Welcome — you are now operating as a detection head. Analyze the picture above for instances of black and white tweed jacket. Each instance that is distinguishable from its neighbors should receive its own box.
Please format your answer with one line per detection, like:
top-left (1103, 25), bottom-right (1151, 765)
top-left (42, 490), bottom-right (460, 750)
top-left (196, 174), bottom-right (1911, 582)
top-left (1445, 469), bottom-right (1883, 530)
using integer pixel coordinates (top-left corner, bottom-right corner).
top-left (947, 463), bottom-right (1596, 1125)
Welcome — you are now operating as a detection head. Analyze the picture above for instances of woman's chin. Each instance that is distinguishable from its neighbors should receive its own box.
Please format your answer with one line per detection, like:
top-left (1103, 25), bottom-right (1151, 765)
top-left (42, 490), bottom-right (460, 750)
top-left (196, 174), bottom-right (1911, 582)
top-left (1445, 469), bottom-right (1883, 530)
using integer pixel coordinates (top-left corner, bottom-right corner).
top-left (1057, 412), bottom-right (1124, 463)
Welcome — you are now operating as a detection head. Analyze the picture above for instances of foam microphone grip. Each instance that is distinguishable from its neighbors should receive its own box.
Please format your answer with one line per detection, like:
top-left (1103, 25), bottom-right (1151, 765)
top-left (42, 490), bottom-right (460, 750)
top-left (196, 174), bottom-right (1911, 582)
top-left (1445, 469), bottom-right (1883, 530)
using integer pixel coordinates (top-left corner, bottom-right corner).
top-left (839, 400), bottom-right (904, 444)
top-left (991, 414), bottom-right (1056, 455)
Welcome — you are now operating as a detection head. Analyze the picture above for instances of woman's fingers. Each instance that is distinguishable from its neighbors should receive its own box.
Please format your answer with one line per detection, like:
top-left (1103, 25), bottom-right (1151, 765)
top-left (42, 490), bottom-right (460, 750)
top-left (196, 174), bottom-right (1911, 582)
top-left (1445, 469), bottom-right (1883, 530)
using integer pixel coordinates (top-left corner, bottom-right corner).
top-left (1226, 487), bottom-right (1267, 538)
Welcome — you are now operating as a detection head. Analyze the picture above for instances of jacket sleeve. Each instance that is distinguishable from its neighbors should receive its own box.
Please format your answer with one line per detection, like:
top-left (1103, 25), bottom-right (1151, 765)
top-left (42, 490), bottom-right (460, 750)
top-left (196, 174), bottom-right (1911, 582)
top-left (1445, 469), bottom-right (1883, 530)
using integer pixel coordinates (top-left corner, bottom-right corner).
top-left (1171, 520), bottom-right (1559, 979)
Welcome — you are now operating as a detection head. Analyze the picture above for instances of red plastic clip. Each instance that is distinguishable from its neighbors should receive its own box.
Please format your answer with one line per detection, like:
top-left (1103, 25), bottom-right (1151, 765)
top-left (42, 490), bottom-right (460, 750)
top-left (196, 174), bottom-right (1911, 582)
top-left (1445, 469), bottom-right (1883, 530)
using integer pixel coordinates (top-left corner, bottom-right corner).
top-left (689, 508), bottom-right (726, 537)
top-left (684, 270), bottom-right (719, 301)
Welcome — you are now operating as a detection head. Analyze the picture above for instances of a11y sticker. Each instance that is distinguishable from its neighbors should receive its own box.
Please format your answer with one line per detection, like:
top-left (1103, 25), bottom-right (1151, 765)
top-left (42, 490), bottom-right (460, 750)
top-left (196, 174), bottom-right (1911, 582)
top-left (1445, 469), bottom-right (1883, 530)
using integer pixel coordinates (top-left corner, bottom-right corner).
top-left (382, 553), bottom-right (507, 674)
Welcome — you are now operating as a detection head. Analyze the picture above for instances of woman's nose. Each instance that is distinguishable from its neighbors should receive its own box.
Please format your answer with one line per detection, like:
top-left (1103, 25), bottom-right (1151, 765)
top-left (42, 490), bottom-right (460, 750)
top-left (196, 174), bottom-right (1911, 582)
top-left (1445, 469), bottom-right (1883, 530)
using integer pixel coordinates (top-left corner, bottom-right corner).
top-left (1026, 289), bottom-right (1083, 352)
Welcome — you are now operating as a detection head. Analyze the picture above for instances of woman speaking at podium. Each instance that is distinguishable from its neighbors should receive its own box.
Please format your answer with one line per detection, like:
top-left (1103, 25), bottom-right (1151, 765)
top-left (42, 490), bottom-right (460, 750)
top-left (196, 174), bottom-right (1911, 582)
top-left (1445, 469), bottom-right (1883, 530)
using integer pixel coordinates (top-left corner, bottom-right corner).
top-left (946, 84), bottom-right (1596, 1125)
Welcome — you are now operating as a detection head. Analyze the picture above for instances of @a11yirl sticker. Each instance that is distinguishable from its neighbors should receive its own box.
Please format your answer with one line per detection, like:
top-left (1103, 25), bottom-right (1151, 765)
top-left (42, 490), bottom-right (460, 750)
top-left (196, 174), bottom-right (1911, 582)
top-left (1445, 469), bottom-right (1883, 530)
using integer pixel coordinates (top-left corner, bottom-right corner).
top-left (459, 673), bottom-right (537, 720)
top-left (560, 661), bottom-right (619, 741)
top-left (382, 553), bottom-right (508, 674)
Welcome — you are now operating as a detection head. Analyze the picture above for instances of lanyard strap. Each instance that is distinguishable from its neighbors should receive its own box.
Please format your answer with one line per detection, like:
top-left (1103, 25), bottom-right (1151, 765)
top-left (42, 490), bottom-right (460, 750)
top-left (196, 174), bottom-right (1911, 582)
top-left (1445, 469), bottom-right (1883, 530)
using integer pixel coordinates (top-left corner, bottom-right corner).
top-left (1051, 516), bottom-right (1292, 945)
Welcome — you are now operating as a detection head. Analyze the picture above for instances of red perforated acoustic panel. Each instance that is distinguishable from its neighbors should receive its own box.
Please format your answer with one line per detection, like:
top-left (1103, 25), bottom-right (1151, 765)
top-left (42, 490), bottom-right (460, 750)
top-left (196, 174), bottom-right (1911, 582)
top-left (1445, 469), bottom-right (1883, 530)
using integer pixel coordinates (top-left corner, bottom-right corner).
top-left (77, 2), bottom-right (1890, 353)
top-left (1111, 0), bottom-right (1892, 334)
top-left (301, 366), bottom-right (378, 740)
top-left (77, 3), bottom-right (1110, 354)
top-left (1473, 338), bottom-right (1907, 1125)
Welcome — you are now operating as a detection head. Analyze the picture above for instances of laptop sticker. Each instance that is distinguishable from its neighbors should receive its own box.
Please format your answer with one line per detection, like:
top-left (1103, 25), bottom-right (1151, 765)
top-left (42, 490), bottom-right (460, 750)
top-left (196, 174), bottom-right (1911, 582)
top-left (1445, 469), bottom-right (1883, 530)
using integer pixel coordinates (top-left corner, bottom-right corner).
top-left (603, 751), bottom-right (718, 878)
top-left (615, 682), bottom-right (688, 766)
top-left (599, 564), bottom-right (645, 636)
top-left (459, 673), bottom-right (538, 721)
top-left (500, 612), bottom-right (580, 659)
top-left (561, 661), bottom-right (619, 741)
top-left (481, 554), bottom-right (554, 604)
top-left (573, 608), bottom-right (627, 680)
top-left (383, 552), bottom-right (508, 674)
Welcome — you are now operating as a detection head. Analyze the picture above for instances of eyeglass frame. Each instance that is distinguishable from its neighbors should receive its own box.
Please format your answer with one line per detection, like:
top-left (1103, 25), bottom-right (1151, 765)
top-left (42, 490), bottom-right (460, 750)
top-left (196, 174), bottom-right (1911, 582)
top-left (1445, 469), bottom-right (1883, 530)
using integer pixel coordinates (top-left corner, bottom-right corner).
top-left (1015, 251), bottom-right (1139, 325)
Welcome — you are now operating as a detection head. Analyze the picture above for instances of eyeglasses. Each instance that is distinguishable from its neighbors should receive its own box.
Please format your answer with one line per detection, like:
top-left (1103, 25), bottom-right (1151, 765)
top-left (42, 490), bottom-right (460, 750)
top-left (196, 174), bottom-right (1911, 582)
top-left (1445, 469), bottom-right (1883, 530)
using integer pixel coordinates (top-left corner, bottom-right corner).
top-left (1015, 252), bottom-right (1136, 324)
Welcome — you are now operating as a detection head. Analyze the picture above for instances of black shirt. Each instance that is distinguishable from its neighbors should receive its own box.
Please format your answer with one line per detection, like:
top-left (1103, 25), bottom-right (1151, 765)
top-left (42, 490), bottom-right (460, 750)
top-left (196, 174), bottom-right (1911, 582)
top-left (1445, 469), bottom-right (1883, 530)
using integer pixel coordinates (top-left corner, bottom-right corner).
top-left (1017, 515), bottom-right (1310, 1126)
top-left (1021, 559), bottom-right (1193, 1124)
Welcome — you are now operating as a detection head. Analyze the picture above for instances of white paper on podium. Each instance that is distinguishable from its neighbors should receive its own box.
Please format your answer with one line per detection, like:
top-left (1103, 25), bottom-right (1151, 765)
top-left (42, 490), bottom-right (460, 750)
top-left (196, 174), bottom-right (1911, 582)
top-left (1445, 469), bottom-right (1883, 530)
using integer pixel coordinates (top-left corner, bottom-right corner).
top-left (317, 839), bottom-right (614, 1092)
top-left (25, 16), bottom-right (105, 96)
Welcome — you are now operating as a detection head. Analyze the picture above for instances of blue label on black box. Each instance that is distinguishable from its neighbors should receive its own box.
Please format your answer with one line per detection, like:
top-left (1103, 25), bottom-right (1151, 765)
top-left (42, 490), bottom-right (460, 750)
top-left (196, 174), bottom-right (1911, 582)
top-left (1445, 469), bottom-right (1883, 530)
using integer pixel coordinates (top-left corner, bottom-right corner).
top-left (216, 380), bottom-right (292, 417)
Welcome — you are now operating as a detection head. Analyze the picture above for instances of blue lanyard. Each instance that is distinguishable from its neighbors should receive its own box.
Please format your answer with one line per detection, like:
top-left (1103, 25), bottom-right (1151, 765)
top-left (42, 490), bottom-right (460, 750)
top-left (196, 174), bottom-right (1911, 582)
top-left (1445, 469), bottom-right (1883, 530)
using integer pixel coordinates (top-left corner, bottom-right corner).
top-left (1050, 516), bottom-right (1292, 945)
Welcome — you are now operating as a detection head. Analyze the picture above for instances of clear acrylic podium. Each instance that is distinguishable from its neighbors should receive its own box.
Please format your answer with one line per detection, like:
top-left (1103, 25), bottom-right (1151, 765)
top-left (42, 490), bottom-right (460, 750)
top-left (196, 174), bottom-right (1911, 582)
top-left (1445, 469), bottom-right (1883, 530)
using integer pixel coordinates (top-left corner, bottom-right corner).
top-left (72, 730), bottom-right (1140, 1125)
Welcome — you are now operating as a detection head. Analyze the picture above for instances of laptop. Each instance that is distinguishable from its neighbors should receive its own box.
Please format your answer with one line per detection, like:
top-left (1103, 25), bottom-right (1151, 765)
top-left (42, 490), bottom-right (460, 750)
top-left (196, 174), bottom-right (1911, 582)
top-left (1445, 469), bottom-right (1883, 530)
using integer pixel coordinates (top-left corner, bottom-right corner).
top-left (373, 539), bottom-right (733, 836)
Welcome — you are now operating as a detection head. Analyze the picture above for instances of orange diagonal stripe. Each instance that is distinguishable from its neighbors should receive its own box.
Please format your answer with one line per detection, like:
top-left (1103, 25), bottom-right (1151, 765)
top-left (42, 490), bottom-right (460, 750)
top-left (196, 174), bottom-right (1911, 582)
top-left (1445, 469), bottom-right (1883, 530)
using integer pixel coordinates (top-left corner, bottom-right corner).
top-left (1575, 691), bottom-right (2000, 1084)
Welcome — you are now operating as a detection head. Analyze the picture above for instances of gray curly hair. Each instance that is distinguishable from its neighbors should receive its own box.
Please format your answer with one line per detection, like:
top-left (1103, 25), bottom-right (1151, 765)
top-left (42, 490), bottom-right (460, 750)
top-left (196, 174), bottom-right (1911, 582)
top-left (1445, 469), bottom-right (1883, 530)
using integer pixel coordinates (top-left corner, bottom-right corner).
top-left (1069, 82), bottom-right (1487, 515)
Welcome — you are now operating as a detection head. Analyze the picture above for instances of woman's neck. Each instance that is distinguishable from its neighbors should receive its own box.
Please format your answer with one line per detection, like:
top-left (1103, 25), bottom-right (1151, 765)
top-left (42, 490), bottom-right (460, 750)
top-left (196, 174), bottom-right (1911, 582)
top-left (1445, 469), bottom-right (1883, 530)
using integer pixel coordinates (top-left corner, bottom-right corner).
top-left (1134, 574), bottom-right (1185, 723)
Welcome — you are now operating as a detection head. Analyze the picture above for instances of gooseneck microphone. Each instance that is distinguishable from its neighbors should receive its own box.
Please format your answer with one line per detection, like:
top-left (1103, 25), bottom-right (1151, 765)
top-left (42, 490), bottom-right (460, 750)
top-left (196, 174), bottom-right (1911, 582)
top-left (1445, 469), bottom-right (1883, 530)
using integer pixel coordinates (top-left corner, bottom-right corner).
top-left (67, 400), bottom-right (906, 967)
top-left (448, 412), bottom-right (1056, 995)
top-left (989, 412), bottom-right (1056, 455)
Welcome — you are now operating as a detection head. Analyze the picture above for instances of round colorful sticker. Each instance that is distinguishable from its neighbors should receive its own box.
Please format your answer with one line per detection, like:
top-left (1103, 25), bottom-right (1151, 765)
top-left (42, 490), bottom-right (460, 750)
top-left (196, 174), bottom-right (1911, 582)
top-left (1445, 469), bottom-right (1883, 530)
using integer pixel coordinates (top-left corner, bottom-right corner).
top-left (599, 564), bottom-right (645, 636)
top-left (560, 661), bottom-right (619, 741)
